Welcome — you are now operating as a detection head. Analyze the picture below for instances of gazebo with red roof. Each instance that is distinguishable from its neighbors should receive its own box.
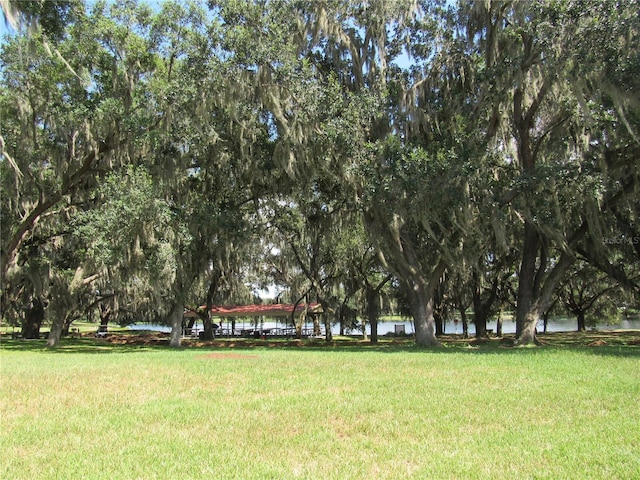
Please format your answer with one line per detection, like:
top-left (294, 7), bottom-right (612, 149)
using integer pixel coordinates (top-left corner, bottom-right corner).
top-left (183, 303), bottom-right (323, 337)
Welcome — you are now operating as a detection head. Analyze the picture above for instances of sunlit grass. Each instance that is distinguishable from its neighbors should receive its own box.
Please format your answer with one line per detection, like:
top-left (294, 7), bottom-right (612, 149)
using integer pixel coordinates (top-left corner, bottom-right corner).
top-left (1, 336), bottom-right (639, 479)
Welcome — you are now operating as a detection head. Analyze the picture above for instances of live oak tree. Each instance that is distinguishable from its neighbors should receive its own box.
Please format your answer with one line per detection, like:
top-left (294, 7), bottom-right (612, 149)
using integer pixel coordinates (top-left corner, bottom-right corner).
top-left (3, 0), bottom-right (638, 349)
top-left (73, 166), bottom-right (178, 335)
top-left (0, 1), bottom-right (160, 340)
top-left (274, 0), bottom-right (451, 347)
top-left (144, 0), bottom-right (267, 347)
top-left (559, 261), bottom-right (622, 332)
top-left (463, 0), bottom-right (640, 345)
top-left (146, 0), bottom-right (282, 346)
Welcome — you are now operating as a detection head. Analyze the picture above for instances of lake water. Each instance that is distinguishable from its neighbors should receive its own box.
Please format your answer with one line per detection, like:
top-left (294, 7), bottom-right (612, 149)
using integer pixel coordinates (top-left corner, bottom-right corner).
top-left (128, 316), bottom-right (640, 336)
top-left (341, 317), bottom-right (640, 336)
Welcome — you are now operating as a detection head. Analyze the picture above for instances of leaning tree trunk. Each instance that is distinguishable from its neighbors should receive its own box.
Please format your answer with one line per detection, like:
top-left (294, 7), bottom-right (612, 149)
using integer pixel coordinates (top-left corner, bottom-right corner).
top-left (62, 316), bottom-right (76, 337)
top-left (516, 252), bottom-right (576, 346)
top-left (517, 308), bottom-right (540, 346)
top-left (186, 317), bottom-right (196, 332)
top-left (47, 315), bottom-right (65, 348)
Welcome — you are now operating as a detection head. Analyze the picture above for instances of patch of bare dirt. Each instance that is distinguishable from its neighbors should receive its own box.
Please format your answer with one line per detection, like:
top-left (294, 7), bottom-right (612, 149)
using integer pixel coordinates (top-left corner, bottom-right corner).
top-left (100, 332), bottom-right (169, 346)
top-left (89, 329), bottom-right (640, 349)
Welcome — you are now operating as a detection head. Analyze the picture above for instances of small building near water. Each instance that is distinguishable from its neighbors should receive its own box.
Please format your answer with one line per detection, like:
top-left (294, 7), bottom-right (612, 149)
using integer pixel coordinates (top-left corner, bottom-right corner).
top-left (183, 303), bottom-right (323, 338)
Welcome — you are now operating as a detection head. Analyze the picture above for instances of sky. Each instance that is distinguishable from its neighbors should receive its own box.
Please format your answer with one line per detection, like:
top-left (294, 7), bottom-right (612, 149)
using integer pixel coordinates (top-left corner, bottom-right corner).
top-left (0, 0), bottom-right (163, 41)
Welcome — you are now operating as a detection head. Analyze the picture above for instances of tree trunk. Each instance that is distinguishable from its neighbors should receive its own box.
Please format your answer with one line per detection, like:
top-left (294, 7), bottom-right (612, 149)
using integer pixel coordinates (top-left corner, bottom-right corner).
top-left (434, 311), bottom-right (444, 336)
top-left (408, 280), bottom-right (439, 348)
top-left (198, 308), bottom-right (215, 340)
top-left (370, 317), bottom-right (378, 343)
top-left (518, 308), bottom-right (540, 346)
top-left (316, 298), bottom-right (334, 342)
top-left (47, 315), bottom-right (65, 348)
top-left (168, 301), bottom-right (184, 348)
top-left (98, 303), bottom-right (111, 333)
top-left (295, 313), bottom-right (304, 338)
top-left (370, 318), bottom-right (378, 343)
top-left (62, 316), bottom-right (75, 337)
top-left (472, 279), bottom-right (489, 339)
top-left (324, 316), bottom-right (332, 341)
top-left (472, 270), bottom-right (497, 339)
top-left (460, 308), bottom-right (468, 339)
top-left (543, 310), bottom-right (549, 333)
top-left (474, 314), bottom-right (488, 339)
top-left (202, 316), bottom-right (215, 340)
top-left (516, 251), bottom-right (576, 346)
top-left (516, 220), bottom-right (540, 338)
top-left (187, 317), bottom-right (196, 331)
top-left (22, 299), bottom-right (44, 339)
top-left (366, 286), bottom-right (378, 343)
top-left (576, 310), bottom-right (586, 332)
top-left (200, 276), bottom-right (219, 341)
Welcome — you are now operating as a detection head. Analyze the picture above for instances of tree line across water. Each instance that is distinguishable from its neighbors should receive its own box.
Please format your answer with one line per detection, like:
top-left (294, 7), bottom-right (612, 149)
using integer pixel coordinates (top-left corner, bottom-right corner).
top-left (1, 0), bottom-right (638, 348)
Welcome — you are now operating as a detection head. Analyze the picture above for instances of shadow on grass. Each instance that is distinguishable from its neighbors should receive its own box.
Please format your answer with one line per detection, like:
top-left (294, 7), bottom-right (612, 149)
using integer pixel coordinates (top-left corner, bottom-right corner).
top-left (2, 330), bottom-right (639, 357)
top-left (0, 336), bottom-right (167, 354)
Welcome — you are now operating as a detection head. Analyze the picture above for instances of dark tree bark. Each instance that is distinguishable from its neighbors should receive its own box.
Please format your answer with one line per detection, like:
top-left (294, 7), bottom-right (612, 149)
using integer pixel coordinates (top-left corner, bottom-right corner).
top-left (472, 271), bottom-right (500, 339)
top-left (22, 298), bottom-right (44, 339)
top-left (364, 274), bottom-right (390, 344)
top-left (517, 251), bottom-right (576, 346)
top-left (434, 310), bottom-right (444, 336)
top-left (460, 308), bottom-right (468, 338)
top-left (542, 310), bottom-right (550, 333)
top-left (576, 310), bottom-right (586, 332)
top-left (515, 221), bottom-right (540, 338)
top-left (473, 282), bottom-right (488, 340)
top-left (367, 287), bottom-right (378, 343)
top-left (200, 275), bottom-right (220, 341)
top-left (98, 303), bottom-right (111, 333)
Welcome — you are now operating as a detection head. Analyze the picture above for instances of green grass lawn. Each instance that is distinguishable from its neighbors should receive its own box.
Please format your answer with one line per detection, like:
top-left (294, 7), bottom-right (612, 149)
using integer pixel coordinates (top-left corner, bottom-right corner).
top-left (1, 334), bottom-right (639, 479)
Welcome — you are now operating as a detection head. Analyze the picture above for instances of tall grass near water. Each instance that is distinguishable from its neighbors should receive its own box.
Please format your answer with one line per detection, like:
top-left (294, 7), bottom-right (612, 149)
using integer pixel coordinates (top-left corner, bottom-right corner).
top-left (1, 339), bottom-right (639, 479)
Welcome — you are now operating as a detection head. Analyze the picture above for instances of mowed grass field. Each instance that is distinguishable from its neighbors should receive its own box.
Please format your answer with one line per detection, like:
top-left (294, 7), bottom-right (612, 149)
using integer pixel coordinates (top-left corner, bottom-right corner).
top-left (1, 333), bottom-right (639, 479)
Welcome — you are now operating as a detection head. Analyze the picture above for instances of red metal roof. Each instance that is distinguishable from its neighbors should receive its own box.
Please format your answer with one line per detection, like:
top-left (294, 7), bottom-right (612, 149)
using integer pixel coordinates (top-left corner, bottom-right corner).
top-left (185, 303), bottom-right (322, 318)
